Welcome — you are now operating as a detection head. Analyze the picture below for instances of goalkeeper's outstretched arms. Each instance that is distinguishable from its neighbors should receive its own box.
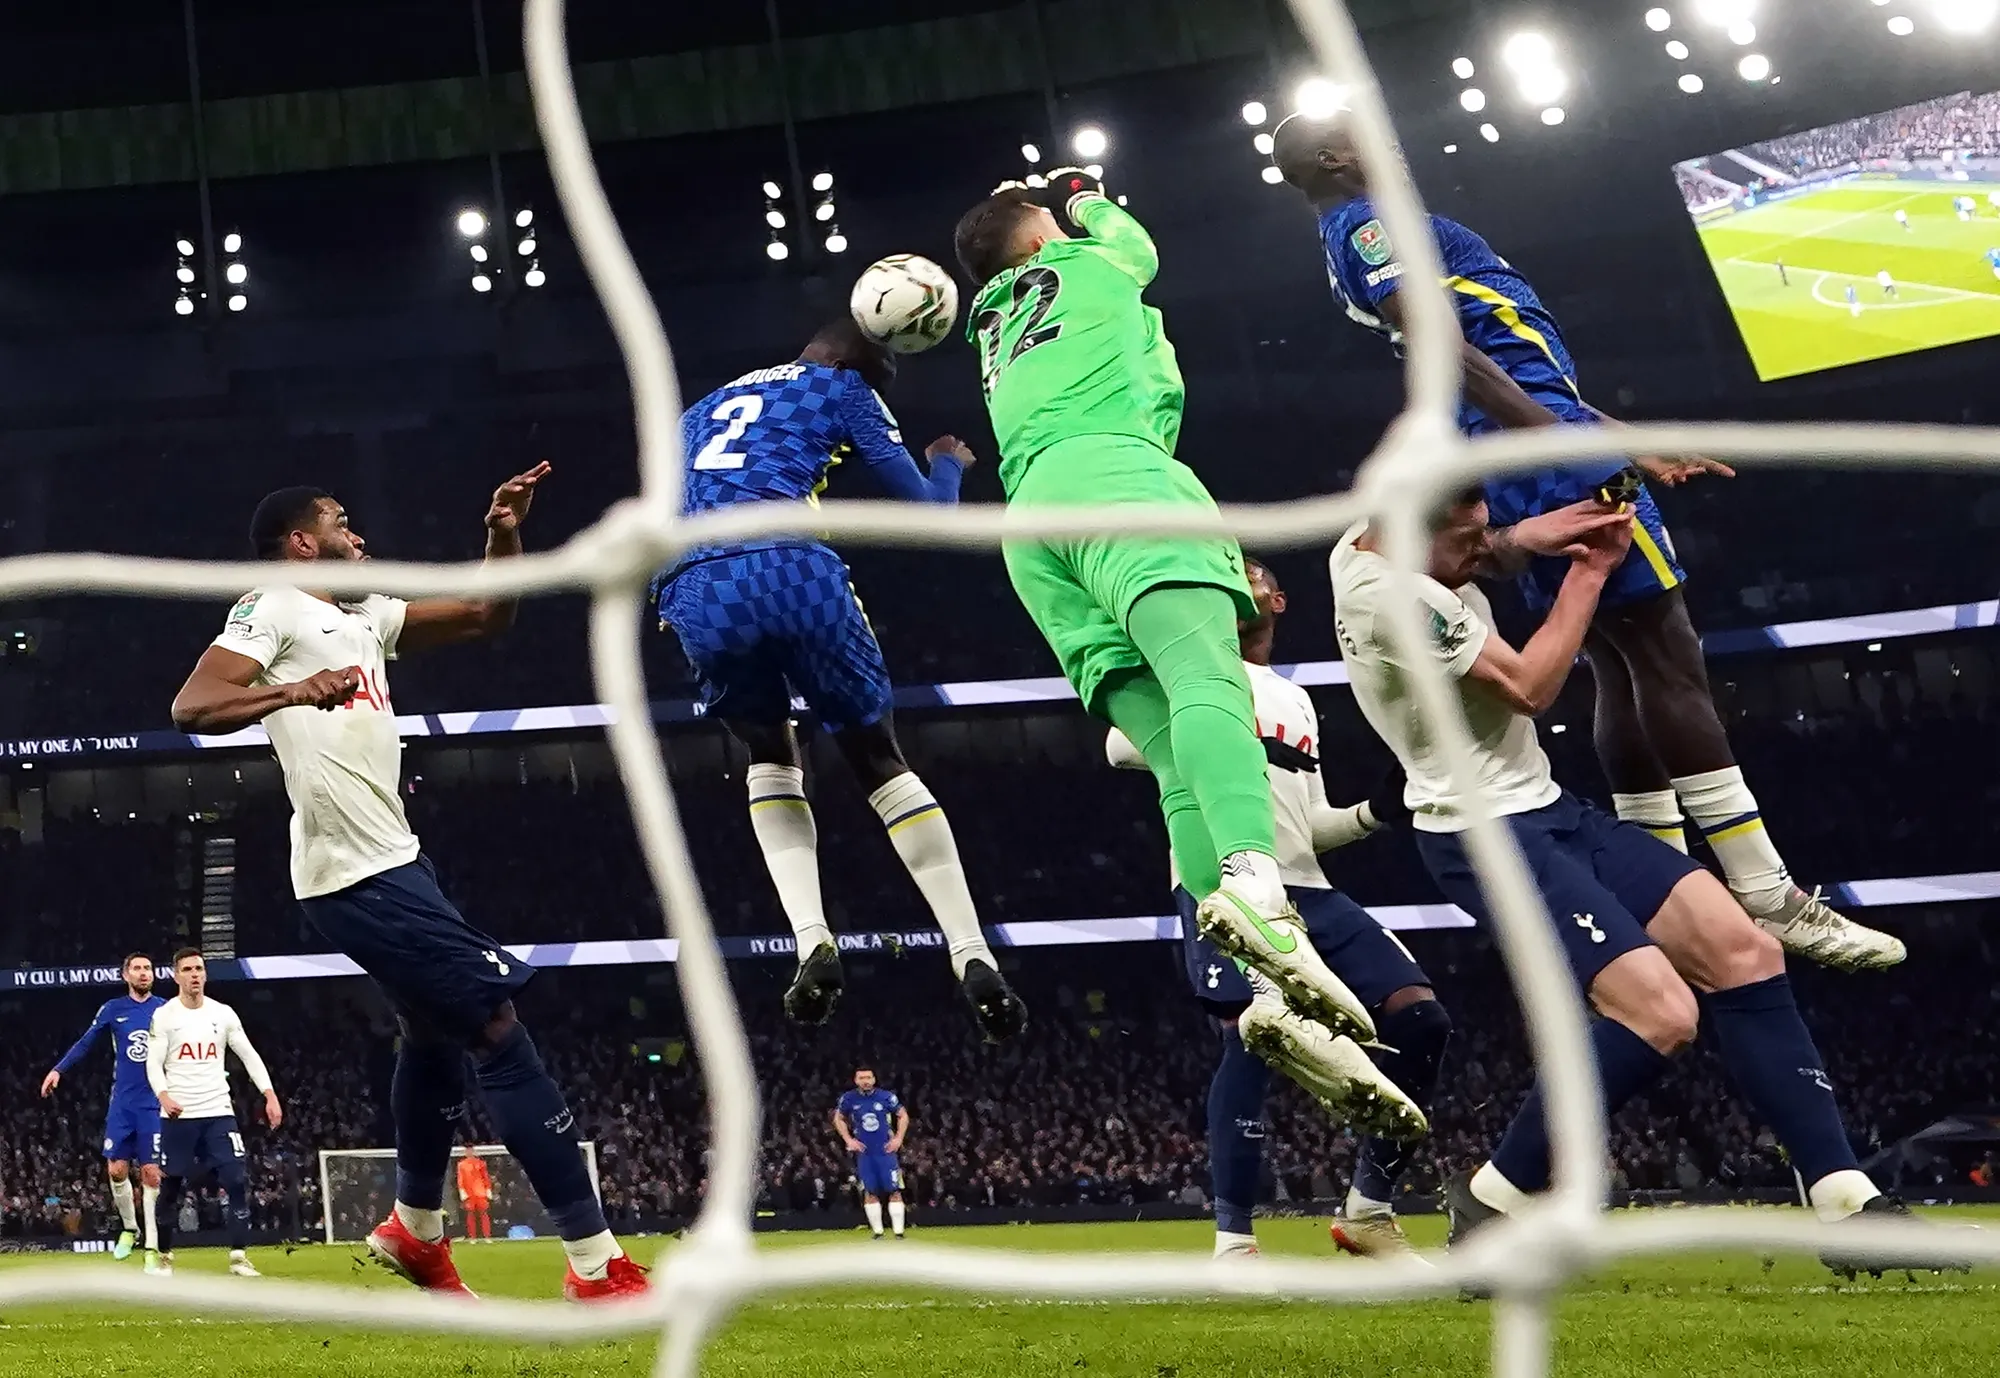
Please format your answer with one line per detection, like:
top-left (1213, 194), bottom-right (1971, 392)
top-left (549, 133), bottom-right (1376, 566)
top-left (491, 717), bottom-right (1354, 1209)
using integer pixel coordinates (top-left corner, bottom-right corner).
top-left (1006, 168), bottom-right (1158, 285)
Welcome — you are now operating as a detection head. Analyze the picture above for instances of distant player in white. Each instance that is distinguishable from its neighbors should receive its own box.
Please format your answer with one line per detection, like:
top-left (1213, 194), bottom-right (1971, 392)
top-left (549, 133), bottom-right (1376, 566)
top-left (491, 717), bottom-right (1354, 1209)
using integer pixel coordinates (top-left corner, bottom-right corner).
top-left (169, 468), bottom-right (645, 1300)
top-left (1894, 207), bottom-right (1910, 231)
top-left (1328, 494), bottom-right (1948, 1268)
top-left (146, 949), bottom-right (280, 1277)
top-left (1877, 269), bottom-right (1897, 299)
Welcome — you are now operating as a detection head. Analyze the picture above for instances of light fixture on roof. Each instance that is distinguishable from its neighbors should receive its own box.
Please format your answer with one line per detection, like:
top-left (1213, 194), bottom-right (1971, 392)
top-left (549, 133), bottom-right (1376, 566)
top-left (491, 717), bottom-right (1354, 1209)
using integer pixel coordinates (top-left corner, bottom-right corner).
top-left (1253, 131), bottom-right (1275, 155)
top-left (1241, 100), bottom-right (1267, 125)
top-left (1727, 19), bottom-right (1757, 42)
top-left (1260, 164), bottom-right (1285, 184)
top-left (222, 231), bottom-right (242, 254)
top-left (1460, 87), bottom-right (1488, 112)
top-left (1645, 7), bottom-right (1673, 30)
top-left (1932, 0), bottom-right (1995, 30)
top-left (1071, 125), bottom-right (1108, 159)
top-left (1679, 72), bottom-right (1706, 92)
top-left (1021, 142), bottom-right (1040, 163)
top-left (227, 293), bottom-right (247, 311)
top-left (1738, 52), bottom-right (1771, 80)
top-left (1452, 56), bottom-right (1476, 78)
top-left (515, 208), bottom-right (534, 229)
top-left (1480, 122), bottom-right (1500, 142)
top-left (455, 210), bottom-right (485, 238)
top-left (1666, 39), bottom-right (1691, 57)
top-left (1541, 106), bottom-right (1567, 125)
top-left (811, 171), bottom-right (834, 193)
top-left (1887, 13), bottom-right (1915, 31)
top-left (766, 238), bottom-right (789, 261)
top-left (1293, 78), bottom-right (1347, 119)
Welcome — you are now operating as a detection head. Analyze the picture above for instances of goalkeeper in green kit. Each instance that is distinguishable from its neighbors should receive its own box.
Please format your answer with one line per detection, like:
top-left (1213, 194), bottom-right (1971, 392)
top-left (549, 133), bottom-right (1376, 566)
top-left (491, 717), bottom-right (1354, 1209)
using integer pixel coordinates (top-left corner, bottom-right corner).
top-left (952, 169), bottom-right (1377, 1049)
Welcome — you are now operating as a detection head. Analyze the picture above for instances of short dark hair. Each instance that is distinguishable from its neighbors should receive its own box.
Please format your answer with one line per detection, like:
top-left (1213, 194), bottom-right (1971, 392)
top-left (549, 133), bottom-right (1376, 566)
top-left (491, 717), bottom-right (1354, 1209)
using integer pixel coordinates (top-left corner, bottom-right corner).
top-left (953, 189), bottom-right (1040, 287)
top-left (249, 486), bottom-right (332, 559)
top-left (123, 952), bottom-right (152, 969)
top-left (170, 946), bottom-right (203, 967)
top-left (804, 318), bottom-right (896, 392)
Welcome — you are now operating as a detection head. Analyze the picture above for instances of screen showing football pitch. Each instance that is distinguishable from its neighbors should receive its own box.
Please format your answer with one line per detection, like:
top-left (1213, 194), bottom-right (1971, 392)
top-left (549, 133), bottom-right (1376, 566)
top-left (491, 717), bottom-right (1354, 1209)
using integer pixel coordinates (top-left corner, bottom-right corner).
top-left (1676, 90), bottom-right (2000, 381)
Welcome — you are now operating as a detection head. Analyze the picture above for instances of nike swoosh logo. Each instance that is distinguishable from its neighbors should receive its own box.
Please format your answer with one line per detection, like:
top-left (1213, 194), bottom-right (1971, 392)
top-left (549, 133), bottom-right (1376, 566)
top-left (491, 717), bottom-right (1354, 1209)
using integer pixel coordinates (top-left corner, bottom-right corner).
top-left (321, 627), bottom-right (342, 634)
top-left (1223, 893), bottom-right (1299, 955)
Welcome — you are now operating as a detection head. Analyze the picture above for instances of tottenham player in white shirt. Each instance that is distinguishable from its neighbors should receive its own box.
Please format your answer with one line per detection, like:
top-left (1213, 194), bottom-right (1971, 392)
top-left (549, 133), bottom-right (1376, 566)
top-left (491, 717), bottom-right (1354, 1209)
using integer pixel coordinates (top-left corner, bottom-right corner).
top-left (1330, 493), bottom-right (1945, 1267)
top-left (170, 467), bottom-right (646, 1301)
top-left (1108, 558), bottom-right (1448, 1260)
top-left (146, 949), bottom-right (280, 1277)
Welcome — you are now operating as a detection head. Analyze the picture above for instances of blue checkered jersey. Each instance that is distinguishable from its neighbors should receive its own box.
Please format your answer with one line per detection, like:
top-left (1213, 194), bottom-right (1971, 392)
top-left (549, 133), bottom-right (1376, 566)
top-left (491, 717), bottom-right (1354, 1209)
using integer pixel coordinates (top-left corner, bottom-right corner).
top-left (1986, 247), bottom-right (2000, 269)
top-left (1319, 198), bottom-right (1585, 434)
top-left (675, 361), bottom-right (963, 566)
top-left (54, 993), bottom-right (165, 1105)
top-left (837, 1088), bottom-right (902, 1152)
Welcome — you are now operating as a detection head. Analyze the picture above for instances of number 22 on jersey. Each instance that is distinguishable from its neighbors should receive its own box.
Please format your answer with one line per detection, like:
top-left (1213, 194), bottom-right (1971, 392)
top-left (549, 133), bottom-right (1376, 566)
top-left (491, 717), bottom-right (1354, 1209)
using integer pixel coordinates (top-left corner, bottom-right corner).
top-left (973, 267), bottom-right (1063, 398)
top-left (693, 394), bottom-right (765, 471)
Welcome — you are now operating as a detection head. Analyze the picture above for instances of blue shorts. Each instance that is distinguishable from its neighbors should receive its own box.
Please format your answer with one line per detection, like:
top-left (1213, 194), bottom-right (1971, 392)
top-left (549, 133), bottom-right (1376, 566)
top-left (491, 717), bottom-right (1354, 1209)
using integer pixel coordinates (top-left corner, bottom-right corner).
top-left (158, 1114), bottom-right (242, 1177)
top-left (1414, 791), bottom-right (1700, 987)
top-left (658, 542), bottom-right (893, 733)
top-left (855, 1151), bottom-right (902, 1198)
top-left (1180, 885), bottom-right (1430, 1017)
top-left (300, 857), bottom-right (534, 1039)
top-left (1475, 412), bottom-right (1685, 614)
top-left (103, 1097), bottom-right (162, 1165)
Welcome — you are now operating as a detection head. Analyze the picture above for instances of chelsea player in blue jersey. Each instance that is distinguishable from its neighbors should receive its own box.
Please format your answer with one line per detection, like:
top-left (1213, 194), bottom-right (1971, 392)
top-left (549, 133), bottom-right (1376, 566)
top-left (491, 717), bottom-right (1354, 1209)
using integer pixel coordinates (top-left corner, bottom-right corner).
top-left (834, 1068), bottom-right (909, 1238)
top-left (1271, 112), bottom-right (1902, 973)
top-left (656, 319), bottom-right (1027, 1041)
top-left (41, 953), bottom-right (168, 1262)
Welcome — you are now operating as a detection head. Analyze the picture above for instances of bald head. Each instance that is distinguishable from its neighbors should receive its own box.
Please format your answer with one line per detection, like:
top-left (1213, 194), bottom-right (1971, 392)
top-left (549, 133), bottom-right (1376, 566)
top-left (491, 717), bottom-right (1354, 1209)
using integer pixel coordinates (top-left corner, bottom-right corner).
top-left (1271, 112), bottom-right (1367, 204)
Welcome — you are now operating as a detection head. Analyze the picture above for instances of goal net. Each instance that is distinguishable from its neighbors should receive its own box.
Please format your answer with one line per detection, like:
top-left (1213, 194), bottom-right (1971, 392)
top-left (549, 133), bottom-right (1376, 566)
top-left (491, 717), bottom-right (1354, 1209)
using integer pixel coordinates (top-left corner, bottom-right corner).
top-left (317, 1144), bottom-right (601, 1245)
top-left (1, 0), bottom-right (1993, 1376)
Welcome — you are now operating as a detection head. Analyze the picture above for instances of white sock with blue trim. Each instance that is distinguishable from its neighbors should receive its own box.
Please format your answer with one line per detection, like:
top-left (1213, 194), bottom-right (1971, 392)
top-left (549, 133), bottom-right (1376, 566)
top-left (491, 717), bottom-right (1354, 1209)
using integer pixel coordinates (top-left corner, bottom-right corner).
top-left (1674, 766), bottom-right (1792, 911)
top-left (868, 773), bottom-right (993, 978)
top-left (747, 763), bottom-right (834, 956)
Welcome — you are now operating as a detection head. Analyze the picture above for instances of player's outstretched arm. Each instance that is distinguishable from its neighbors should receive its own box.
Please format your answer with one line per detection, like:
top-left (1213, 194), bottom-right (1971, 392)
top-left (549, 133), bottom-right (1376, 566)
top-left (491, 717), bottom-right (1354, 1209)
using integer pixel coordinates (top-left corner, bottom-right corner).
top-left (225, 1009), bottom-right (281, 1128)
top-left (1466, 523), bottom-right (1630, 716)
top-left (44, 1005), bottom-right (112, 1093)
top-left (836, 379), bottom-right (970, 504)
top-left (171, 646), bottom-right (360, 734)
top-left (1071, 193), bottom-right (1159, 286)
top-left (398, 461), bottom-right (550, 652)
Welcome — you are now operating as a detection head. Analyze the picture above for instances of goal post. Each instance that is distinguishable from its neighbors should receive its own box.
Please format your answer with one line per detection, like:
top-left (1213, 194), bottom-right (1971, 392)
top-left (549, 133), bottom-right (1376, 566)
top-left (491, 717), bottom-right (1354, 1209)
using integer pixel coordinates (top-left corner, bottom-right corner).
top-left (317, 1142), bottom-right (601, 1245)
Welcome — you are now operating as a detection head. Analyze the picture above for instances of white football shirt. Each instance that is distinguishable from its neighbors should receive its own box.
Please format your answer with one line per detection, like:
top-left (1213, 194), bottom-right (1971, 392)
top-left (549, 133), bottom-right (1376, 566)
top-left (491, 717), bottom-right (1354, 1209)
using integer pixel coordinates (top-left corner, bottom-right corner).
top-left (1329, 527), bottom-right (1560, 833)
top-left (213, 585), bottom-right (420, 897)
top-left (146, 995), bottom-right (273, 1120)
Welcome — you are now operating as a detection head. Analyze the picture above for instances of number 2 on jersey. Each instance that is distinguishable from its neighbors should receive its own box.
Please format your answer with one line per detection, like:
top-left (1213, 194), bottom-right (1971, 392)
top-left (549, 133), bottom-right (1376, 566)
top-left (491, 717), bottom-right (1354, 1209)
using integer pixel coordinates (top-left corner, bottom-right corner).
top-left (692, 394), bottom-right (765, 470)
top-left (974, 267), bottom-right (1063, 397)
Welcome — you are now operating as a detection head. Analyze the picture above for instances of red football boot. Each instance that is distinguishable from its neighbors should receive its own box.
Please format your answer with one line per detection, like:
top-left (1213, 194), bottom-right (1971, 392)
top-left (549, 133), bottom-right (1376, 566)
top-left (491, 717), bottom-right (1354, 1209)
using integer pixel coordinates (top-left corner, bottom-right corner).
top-left (366, 1214), bottom-right (477, 1297)
top-left (564, 1253), bottom-right (651, 1301)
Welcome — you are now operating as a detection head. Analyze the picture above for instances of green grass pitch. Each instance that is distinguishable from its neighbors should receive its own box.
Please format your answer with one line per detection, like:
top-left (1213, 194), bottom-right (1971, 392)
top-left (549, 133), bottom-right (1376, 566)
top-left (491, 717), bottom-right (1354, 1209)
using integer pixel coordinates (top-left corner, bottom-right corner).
top-left (1695, 182), bottom-right (2000, 381)
top-left (2, 1210), bottom-right (1996, 1377)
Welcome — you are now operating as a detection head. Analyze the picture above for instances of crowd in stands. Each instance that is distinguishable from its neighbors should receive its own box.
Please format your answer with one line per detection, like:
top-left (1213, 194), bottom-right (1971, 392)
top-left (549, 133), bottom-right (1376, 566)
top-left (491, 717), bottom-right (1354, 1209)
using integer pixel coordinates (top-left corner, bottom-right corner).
top-left (1738, 90), bottom-right (2000, 178)
top-left (5, 929), bottom-right (1998, 1243)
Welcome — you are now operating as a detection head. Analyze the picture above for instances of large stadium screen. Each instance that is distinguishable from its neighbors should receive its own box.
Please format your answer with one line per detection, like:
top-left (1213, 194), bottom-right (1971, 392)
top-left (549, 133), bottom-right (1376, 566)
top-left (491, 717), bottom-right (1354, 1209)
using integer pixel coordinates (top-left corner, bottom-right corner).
top-left (1675, 90), bottom-right (2000, 382)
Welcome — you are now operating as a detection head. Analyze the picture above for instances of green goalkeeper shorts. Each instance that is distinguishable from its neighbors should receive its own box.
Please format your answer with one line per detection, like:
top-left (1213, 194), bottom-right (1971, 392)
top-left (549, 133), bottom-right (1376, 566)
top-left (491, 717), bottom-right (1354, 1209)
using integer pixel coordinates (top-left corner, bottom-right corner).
top-left (1002, 434), bottom-right (1254, 717)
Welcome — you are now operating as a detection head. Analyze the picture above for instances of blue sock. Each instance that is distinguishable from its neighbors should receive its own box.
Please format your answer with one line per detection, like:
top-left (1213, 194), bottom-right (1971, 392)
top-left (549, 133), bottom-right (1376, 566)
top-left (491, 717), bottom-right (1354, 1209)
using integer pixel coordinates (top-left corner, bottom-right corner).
top-left (1352, 998), bottom-right (1452, 1204)
top-left (1703, 974), bottom-right (1857, 1188)
top-left (392, 1038), bottom-right (468, 1211)
top-left (1208, 1027), bottom-right (1271, 1235)
top-left (475, 1024), bottom-right (608, 1241)
top-left (217, 1161), bottom-right (252, 1251)
top-left (1491, 1019), bottom-right (1670, 1193)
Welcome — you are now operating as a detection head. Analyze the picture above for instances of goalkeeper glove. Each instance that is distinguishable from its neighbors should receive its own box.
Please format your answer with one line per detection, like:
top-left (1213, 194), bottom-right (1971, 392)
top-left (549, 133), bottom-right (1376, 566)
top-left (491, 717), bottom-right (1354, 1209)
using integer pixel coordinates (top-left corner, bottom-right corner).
top-left (993, 168), bottom-right (1106, 228)
top-left (1261, 736), bottom-right (1319, 775)
top-left (1362, 763), bottom-right (1412, 831)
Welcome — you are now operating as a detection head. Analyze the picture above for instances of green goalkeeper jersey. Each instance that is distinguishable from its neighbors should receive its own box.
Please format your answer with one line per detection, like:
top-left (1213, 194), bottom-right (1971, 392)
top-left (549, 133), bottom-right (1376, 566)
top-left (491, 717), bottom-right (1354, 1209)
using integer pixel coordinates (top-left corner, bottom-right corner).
top-left (968, 197), bottom-right (1184, 497)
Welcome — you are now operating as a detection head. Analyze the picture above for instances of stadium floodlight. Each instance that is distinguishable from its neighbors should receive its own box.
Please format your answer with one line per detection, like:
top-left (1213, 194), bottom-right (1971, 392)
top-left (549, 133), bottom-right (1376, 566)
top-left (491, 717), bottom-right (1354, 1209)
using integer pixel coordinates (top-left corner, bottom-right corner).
top-left (761, 180), bottom-right (783, 199)
top-left (1241, 100), bottom-right (1267, 125)
top-left (222, 231), bottom-right (242, 254)
top-left (518, 236), bottom-right (537, 256)
top-left (1738, 52), bottom-right (1771, 80)
top-left (1480, 122), bottom-right (1500, 141)
top-left (224, 262), bottom-right (247, 285)
top-left (1253, 131), bottom-right (1275, 155)
top-left (1645, 7), bottom-right (1673, 30)
top-left (456, 209), bottom-right (486, 238)
top-left (1259, 164), bottom-right (1285, 184)
top-left (1666, 39), bottom-right (1691, 57)
top-left (515, 208), bottom-right (533, 229)
top-left (824, 231), bottom-right (848, 253)
top-left (1460, 87), bottom-right (1488, 112)
top-left (470, 244), bottom-right (489, 262)
top-left (814, 200), bottom-right (835, 222)
top-left (175, 237), bottom-right (195, 256)
top-left (766, 209), bottom-right (786, 229)
top-left (176, 264), bottom-right (195, 284)
top-left (1501, 31), bottom-right (1556, 71)
top-left (1452, 56), bottom-right (1475, 78)
top-left (1887, 13), bottom-right (1915, 31)
top-left (1931, 0), bottom-right (1992, 28)
top-left (1541, 106), bottom-right (1566, 125)
top-left (524, 263), bottom-right (546, 288)
top-left (227, 293), bottom-right (247, 311)
top-left (1518, 68), bottom-right (1567, 104)
top-left (1071, 125), bottom-right (1108, 159)
top-left (174, 293), bottom-right (194, 316)
top-left (471, 274), bottom-right (492, 293)
top-left (1021, 142), bottom-right (1040, 163)
top-left (766, 239), bottom-right (789, 261)
top-left (811, 171), bottom-right (834, 193)
top-left (1679, 71), bottom-right (1706, 91)
top-left (1693, 0), bottom-right (1754, 24)
top-left (1444, 142), bottom-right (1460, 153)
top-left (1293, 78), bottom-right (1347, 118)
top-left (1727, 19), bottom-right (1756, 42)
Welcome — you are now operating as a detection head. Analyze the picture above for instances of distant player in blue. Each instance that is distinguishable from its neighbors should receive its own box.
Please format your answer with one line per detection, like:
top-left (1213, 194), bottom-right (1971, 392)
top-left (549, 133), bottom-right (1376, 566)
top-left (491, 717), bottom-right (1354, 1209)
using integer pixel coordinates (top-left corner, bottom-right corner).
top-left (655, 318), bottom-right (1026, 1041)
top-left (1846, 283), bottom-right (1861, 313)
top-left (1985, 247), bottom-right (2000, 281)
top-left (1271, 111), bottom-right (1902, 973)
top-left (834, 1068), bottom-right (908, 1238)
top-left (41, 953), bottom-right (167, 1261)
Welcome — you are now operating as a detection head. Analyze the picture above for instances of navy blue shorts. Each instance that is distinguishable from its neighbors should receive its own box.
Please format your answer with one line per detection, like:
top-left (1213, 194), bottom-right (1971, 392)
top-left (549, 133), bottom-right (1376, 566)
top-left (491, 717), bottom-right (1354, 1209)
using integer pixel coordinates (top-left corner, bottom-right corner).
top-left (658, 542), bottom-right (894, 733)
top-left (1414, 791), bottom-right (1700, 987)
top-left (103, 1096), bottom-right (161, 1165)
top-left (159, 1114), bottom-right (242, 1177)
top-left (1179, 884), bottom-right (1431, 1018)
top-left (300, 857), bottom-right (534, 1039)
top-left (855, 1151), bottom-right (902, 1197)
top-left (1475, 412), bottom-right (1685, 614)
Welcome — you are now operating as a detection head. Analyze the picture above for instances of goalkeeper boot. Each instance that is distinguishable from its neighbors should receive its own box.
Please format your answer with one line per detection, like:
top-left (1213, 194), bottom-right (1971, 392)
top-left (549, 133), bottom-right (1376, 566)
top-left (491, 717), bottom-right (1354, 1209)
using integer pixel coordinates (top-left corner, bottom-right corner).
top-left (1822, 1196), bottom-right (1976, 1280)
top-left (1238, 991), bottom-right (1425, 1143)
top-left (1742, 886), bottom-right (1905, 972)
top-left (783, 941), bottom-right (844, 1025)
top-left (112, 1229), bottom-right (136, 1261)
top-left (565, 1253), bottom-right (651, 1302)
top-left (960, 959), bottom-right (1028, 1043)
top-left (1196, 893), bottom-right (1375, 1042)
top-left (367, 1213), bottom-right (476, 1297)
top-left (1444, 1169), bottom-right (1504, 1250)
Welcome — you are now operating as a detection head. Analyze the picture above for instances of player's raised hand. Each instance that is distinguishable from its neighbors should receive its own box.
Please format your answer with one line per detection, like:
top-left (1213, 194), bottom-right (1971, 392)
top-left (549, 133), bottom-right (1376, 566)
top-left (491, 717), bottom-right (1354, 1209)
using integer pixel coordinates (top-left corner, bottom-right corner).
top-left (263, 1089), bottom-right (283, 1129)
top-left (486, 460), bottom-right (552, 532)
top-left (925, 436), bottom-right (978, 468)
top-left (1636, 454), bottom-right (1736, 485)
top-left (284, 666), bottom-right (362, 712)
top-left (1506, 499), bottom-right (1631, 559)
top-left (39, 1069), bottom-right (59, 1097)
top-left (1572, 510), bottom-right (1635, 578)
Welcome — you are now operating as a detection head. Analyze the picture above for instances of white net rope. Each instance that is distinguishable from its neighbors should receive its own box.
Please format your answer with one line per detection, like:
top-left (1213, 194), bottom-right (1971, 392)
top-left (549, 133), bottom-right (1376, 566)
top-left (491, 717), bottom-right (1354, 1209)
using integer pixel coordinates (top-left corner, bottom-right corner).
top-left (2, 0), bottom-right (1998, 1373)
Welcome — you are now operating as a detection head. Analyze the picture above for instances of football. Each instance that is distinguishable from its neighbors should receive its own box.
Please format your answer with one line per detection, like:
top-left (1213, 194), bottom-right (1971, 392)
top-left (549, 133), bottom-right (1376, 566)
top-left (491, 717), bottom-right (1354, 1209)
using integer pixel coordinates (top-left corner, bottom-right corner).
top-left (849, 254), bottom-right (959, 354)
